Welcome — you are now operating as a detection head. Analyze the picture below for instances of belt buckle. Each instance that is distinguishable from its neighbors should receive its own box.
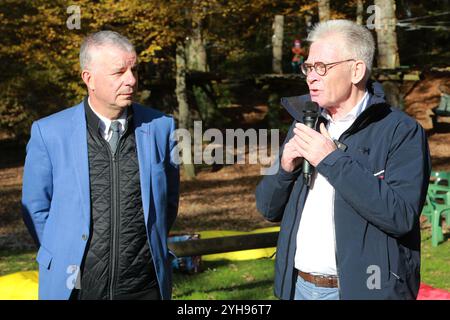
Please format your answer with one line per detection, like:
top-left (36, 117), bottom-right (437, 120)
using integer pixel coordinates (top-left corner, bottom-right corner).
top-left (311, 273), bottom-right (337, 288)
top-left (298, 270), bottom-right (338, 288)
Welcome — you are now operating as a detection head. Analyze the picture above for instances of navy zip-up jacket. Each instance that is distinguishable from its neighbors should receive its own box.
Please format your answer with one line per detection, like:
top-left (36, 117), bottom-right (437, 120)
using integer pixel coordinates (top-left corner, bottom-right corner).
top-left (255, 81), bottom-right (431, 300)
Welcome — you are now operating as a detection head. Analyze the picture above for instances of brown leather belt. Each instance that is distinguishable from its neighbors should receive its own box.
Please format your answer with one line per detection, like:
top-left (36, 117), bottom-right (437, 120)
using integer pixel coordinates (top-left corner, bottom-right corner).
top-left (298, 270), bottom-right (339, 288)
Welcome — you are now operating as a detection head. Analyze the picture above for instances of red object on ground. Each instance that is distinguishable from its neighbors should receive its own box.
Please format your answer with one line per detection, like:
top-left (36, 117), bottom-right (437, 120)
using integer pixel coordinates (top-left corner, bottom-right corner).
top-left (417, 283), bottom-right (450, 300)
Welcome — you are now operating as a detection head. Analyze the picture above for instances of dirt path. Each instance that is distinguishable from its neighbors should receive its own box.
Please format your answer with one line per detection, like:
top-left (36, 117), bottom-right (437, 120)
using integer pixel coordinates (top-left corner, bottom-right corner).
top-left (404, 71), bottom-right (450, 171)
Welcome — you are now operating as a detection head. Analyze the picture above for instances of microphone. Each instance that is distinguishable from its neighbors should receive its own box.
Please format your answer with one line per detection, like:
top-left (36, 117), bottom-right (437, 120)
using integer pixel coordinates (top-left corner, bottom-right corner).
top-left (302, 101), bottom-right (319, 187)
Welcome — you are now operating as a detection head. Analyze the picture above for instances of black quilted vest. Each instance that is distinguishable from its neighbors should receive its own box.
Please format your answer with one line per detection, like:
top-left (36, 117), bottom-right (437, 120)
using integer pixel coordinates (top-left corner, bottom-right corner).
top-left (76, 99), bottom-right (158, 300)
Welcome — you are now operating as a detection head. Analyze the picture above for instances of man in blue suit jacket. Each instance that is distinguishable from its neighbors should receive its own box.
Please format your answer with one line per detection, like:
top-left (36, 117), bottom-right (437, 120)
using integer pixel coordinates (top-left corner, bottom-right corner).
top-left (21, 31), bottom-right (180, 300)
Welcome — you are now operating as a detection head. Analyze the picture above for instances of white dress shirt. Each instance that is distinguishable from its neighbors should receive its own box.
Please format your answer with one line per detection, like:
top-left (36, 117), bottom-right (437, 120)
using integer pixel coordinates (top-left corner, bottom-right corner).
top-left (88, 98), bottom-right (127, 142)
top-left (295, 91), bottom-right (370, 276)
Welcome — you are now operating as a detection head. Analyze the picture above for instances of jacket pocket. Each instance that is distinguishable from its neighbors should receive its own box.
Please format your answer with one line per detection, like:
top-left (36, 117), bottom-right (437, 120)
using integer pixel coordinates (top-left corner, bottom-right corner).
top-left (36, 245), bottom-right (53, 270)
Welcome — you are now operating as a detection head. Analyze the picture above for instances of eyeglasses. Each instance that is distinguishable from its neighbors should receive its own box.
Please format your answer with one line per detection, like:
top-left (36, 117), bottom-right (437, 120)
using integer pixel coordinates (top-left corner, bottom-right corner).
top-left (300, 59), bottom-right (355, 76)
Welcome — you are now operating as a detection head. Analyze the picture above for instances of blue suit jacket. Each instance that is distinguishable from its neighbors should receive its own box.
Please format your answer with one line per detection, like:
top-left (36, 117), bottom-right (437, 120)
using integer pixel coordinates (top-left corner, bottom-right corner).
top-left (21, 101), bottom-right (180, 300)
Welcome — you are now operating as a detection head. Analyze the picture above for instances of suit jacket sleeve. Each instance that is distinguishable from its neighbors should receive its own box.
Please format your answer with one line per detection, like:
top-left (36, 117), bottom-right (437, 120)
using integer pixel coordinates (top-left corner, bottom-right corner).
top-left (166, 117), bottom-right (180, 233)
top-left (21, 121), bottom-right (53, 247)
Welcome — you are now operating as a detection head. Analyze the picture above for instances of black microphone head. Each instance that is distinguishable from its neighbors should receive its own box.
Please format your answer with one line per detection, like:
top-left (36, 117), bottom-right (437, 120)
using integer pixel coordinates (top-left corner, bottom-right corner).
top-left (304, 101), bottom-right (319, 116)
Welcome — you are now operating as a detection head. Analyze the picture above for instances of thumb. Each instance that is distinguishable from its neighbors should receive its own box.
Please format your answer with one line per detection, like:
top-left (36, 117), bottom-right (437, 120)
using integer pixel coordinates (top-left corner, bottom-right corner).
top-left (320, 123), bottom-right (332, 140)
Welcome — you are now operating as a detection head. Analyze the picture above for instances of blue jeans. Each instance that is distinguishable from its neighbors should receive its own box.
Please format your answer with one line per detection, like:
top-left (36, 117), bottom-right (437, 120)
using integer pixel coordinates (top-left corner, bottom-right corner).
top-left (294, 275), bottom-right (340, 300)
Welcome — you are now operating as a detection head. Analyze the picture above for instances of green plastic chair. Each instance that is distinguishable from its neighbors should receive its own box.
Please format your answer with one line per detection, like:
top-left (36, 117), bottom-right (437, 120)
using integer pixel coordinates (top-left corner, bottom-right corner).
top-left (422, 192), bottom-right (434, 224)
top-left (429, 171), bottom-right (450, 224)
top-left (425, 171), bottom-right (447, 215)
top-left (426, 183), bottom-right (450, 246)
top-left (430, 170), bottom-right (450, 186)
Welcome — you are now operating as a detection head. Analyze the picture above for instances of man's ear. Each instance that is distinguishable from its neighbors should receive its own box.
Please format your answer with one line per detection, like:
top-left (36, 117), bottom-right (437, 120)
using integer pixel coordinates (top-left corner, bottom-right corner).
top-left (81, 69), bottom-right (95, 91)
top-left (351, 60), bottom-right (366, 85)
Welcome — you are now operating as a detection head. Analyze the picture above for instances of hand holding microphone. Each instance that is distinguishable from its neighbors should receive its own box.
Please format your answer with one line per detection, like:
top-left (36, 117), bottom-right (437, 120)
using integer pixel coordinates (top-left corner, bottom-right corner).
top-left (301, 102), bottom-right (320, 186)
top-left (281, 101), bottom-right (336, 186)
top-left (281, 101), bottom-right (319, 175)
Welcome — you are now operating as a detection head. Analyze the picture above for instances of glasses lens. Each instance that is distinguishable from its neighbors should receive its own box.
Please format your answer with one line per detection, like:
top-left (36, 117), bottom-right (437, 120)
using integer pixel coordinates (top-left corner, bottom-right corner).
top-left (315, 62), bottom-right (326, 76)
top-left (300, 63), bottom-right (309, 75)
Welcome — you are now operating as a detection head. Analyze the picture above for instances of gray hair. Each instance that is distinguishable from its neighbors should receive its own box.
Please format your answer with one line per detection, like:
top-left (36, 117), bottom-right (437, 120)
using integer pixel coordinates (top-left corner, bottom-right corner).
top-left (307, 19), bottom-right (375, 74)
top-left (79, 30), bottom-right (135, 70)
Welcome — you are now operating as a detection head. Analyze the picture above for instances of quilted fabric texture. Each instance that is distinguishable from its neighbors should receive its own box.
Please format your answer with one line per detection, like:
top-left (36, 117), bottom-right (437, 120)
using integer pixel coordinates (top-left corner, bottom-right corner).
top-left (77, 116), bottom-right (157, 299)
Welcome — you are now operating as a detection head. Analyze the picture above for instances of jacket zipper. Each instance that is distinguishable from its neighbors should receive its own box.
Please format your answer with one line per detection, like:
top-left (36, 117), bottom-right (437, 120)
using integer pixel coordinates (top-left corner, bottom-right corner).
top-left (281, 100), bottom-right (383, 299)
top-left (281, 182), bottom-right (306, 297)
top-left (108, 139), bottom-right (122, 300)
top-left (332, 132), bottom-right (353, 298)
top-left (331, 188), bottom-right (342, 298)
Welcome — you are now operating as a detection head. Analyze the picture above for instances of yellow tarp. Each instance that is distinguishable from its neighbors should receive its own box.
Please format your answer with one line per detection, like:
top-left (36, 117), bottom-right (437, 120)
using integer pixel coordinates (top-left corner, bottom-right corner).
top-left (0, 271), bottom-right (38, 300)
top-left (0, 226), bottom-right (280, 300)
top-left (198, 226), bottom-right (280, 261)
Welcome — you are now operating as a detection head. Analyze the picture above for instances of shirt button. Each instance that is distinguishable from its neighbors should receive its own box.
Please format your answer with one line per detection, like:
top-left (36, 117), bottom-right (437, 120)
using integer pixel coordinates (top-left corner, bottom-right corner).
top-left (82, 234), bottom-right (88, 241)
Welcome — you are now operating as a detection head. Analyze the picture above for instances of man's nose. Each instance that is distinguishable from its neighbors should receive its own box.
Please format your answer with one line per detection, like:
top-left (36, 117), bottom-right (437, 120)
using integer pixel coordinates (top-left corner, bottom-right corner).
top-left (124, 69), bottom-right (137, 86)
top-left (306, 69), bottom-right (319, 85)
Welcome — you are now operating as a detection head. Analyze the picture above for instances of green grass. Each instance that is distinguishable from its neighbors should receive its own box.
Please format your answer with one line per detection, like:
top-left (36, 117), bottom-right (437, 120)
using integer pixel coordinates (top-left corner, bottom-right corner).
top-left (173, 259), bottom-right (276, 300)
top-left (173, 228), bottom-right (449, 298)
top-left (0, 250), bottom-right (37, 277)
top-left (1, 229), bottom-right (448, 298)
top-left (419, 228), bottom-right (450, 290)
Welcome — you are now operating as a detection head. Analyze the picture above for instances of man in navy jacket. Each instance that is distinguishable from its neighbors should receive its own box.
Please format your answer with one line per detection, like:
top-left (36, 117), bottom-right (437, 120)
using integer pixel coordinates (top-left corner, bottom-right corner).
top-left (255, 20), bottom-right (430, 300)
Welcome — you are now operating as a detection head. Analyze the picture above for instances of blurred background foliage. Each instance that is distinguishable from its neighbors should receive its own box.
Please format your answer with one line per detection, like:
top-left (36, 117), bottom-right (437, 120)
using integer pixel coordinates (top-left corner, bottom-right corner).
top-left (0, 0), bottom-right (448, 140)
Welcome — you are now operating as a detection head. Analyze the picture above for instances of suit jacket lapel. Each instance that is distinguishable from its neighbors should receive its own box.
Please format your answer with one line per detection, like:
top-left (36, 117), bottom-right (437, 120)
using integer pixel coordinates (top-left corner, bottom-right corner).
top-left (133, 104), bottom-right (151, 226)
top-left (70, 103), bottom-right (91, 228)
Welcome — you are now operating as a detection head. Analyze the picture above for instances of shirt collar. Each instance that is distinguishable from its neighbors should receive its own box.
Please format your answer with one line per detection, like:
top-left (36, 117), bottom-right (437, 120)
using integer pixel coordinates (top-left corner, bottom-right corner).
top-left (321, 90), bottom-right (370, 123)
top-left (87, 97), bottom-right (127, 134)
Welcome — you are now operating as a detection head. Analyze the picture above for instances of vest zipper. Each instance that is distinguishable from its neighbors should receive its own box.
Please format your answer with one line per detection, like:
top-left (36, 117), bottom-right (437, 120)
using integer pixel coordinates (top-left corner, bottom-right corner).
top-left (109, 138), bottom-right (122, 300)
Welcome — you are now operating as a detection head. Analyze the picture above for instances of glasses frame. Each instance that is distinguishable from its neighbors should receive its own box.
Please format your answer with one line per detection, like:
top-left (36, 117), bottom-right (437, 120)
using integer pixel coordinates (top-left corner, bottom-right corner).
top-left (301, 59), bottom-right (356, 76)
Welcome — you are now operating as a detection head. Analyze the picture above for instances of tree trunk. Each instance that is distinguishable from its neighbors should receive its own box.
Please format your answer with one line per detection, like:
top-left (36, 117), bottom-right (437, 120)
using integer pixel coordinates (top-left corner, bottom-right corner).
top-left (176, 41), bottom-right (196, 179)
top-left (374, 0), bottom-right (402, 109)
top-left (356, 0), bottom-right (364, 25)
top-left (187, 1), bottom-right (208, 72)
top-left (272, 15), bottom-right (284, 74)
top-left (318, 0), bottom-right (330, 22)
top-left (305, 13), bottom-right (313, 33)
top-left (374, 0), bottom-right (400, 68)
top-left (186, 1), bottom-right (219, 127)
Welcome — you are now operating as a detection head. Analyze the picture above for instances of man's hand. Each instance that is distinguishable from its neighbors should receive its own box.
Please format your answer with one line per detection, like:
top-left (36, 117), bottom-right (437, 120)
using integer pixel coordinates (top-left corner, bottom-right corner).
top-left (280, 136), bottom-right (303, 173)
top-left (292, 122), bottom-right (337, 167)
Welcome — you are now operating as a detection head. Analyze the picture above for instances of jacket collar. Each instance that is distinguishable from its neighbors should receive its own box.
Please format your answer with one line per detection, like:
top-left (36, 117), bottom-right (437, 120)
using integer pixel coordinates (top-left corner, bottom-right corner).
top-left (321, 90), bottom-right (370, 124)
top-left (281, 80), bottom-right (390, 135)
top-left (83, 96), bottom-right (135, 135)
